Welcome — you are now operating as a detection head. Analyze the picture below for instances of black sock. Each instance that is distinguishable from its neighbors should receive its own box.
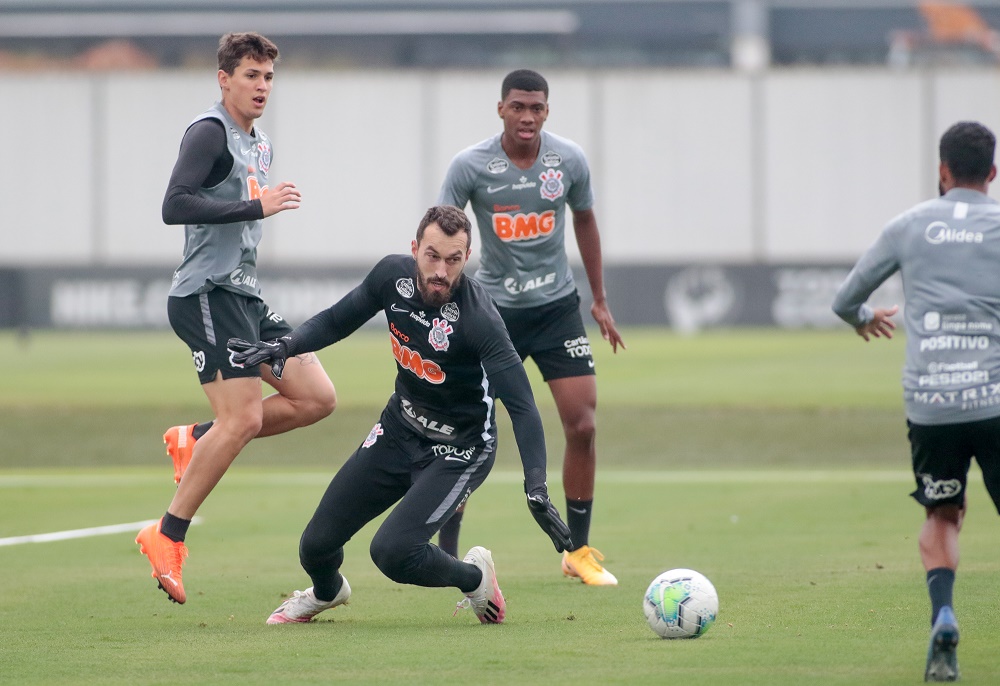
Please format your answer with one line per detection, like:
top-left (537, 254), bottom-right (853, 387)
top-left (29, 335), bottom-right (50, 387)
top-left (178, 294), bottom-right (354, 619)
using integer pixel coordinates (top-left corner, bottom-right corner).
top-left (160, 512), bottom-right (191, 543)
top-left (192, 421), bottom-right (213, 440)
top-left (566, 498), bottom-right (593, 550)
top-left (927, 567), bottom-right (955, 626)
top-left (457, 562), bottom-right (483, 595)
top-left (314, 571), bottom-right (344, 603)
top-left (437, 511), bottom-right (464, 559)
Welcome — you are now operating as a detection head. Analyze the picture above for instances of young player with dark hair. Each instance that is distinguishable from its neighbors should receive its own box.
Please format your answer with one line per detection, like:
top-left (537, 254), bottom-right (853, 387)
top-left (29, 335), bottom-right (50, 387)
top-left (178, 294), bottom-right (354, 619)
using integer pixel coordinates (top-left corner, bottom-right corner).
top-left (136, 32), bottom-right (336, 605)
top-left (833, 121), bottom-right (1000, 682)
top-left (437, 69), bottom-right (624, 585)
top-left (229, 205), bottom-right (572, 625)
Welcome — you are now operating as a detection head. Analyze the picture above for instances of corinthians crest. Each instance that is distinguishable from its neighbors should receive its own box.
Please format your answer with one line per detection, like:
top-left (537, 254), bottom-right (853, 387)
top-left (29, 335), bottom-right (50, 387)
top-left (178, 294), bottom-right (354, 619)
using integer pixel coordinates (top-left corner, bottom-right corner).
top-left (428, 317), bottom-right (454, 351)
top-left (539, 168), bottom-right (564, 201)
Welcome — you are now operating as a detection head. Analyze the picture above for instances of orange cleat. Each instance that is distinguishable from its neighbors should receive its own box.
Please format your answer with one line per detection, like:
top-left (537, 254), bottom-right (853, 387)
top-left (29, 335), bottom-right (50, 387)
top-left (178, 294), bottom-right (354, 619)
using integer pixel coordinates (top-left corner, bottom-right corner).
top-left (561, 545), bottom-right (618, 586)
top-left (163, 424), bottom-right (196, 484)
top-left (136, 520), bottom-right (188, 604)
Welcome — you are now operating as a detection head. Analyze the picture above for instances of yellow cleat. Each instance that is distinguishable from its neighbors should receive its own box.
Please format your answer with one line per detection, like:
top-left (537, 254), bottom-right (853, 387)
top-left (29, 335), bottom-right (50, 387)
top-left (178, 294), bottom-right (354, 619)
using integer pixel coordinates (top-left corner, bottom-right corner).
top-left (163, 424), bottom-right (196, 484)
top-left (561, 545), bottom-right (618, 586)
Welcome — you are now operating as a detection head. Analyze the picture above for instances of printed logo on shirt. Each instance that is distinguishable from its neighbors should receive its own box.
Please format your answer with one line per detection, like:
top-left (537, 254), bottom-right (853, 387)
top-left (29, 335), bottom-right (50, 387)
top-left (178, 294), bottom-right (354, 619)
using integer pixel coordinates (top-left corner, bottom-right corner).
top-left (229, 267), bottom-right (258, 290)
top-left (440, 302), bottom-right (460, 322)
top-left (539, 168), bottom-right (565, 201)
top-left (363, 423), bottom-right (384, 448)
top-left (487, 185), bottom-right (509, 194)
top-left (391, 333), bottom-right (445, 384)
top-left (504, 272), bottom-right (556, 295)
top-left (400, 398), bottom-right (455, 436)
top-left (432, 444), bottom-right (477, 462)
top-left (512, 176), bottom-right (536, 190)
top-left (266, 309), bottom-right (283, 323)
top-left (919, 473), bottom-right (962, 500)
top-left (428, 318), bottom-right (454, 352)
top-left (487, 158), bottom-right (509, 174)
top-left (193, 350), bottom-right (206, 372)
top-left (925, 221), bottom-right (983, 244)
top-left (396, 278), bottom-right (415, 298)
top-left (541, 150), bottom-right (562, 167)
top-left (924, 312), bottom-right (941, 331)
top-left (257, 139), bottom-right (271, 176)
top-left (492, 210), bottom-right (555, 242)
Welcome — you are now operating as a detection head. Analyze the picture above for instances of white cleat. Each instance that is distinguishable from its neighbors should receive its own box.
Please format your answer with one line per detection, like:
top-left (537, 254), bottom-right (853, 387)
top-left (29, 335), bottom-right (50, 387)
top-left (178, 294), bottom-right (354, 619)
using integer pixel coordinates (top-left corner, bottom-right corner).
top-left (454, 546), bottom-right (506, 624)
top-left (266, 578), bottom-right (351, 625)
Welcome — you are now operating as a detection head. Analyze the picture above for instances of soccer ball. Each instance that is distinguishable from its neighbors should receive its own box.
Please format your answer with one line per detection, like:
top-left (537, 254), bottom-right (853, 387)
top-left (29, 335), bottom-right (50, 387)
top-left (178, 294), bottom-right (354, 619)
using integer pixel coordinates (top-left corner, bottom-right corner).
top-left (643, 568), bottom-right (718, 639)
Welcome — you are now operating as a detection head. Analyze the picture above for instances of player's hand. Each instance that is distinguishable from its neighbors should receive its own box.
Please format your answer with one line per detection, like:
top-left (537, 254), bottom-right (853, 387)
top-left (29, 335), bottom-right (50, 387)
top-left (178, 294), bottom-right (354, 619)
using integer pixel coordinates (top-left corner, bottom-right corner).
top-left (591, 299), bottom-right (626, 353)
top-left (227, 337), bottom-right (290, 379)
top-left (855, 305), bottom-right (899, 342)
top-left (525, 486), bottom-right (573, 553)
top-left (259, 181), bottom-right (301, 217)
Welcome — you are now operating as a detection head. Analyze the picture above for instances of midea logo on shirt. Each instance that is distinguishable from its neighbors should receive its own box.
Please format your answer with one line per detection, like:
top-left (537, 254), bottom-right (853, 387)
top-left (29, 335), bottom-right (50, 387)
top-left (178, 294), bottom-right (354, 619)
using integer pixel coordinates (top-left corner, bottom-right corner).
top-left (924, 221), bottom-right (983, 245)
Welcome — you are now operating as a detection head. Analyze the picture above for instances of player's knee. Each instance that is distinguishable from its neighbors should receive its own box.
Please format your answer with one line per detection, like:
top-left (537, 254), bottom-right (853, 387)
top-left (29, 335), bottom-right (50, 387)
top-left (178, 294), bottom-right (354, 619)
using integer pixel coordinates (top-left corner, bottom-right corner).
top-left (369, 534), bottom-right (415, 583)
top-left (564, 413), bottom-right (596, 443)
top-left (299, 525), bottom-right (344, 570)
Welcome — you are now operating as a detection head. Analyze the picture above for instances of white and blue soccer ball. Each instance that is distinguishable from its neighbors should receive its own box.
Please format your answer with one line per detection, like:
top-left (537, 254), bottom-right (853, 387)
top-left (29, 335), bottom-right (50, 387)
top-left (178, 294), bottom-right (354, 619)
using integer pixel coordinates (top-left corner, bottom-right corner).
top-left (643, 568), bottom-right (718, 639)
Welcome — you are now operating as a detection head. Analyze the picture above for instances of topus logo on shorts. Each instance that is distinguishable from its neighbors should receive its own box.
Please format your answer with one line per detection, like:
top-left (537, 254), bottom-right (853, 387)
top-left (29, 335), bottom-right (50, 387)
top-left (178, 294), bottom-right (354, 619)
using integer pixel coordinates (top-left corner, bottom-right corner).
top-left (919, 473), bottom-right (962, 500)
top-left (363, 423), bottom-right (384, 449)
top-left (564, 335), bottom-right (592, 360)
top-left (396, 278), bottom-right (414, 298)
top-left (192, 350), bottom-right (206, 373)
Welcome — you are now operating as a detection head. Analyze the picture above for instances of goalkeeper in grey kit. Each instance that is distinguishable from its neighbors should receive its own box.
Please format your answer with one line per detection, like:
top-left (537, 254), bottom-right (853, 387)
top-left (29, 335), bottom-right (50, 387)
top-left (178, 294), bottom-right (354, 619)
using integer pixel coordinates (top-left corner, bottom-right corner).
top-left (833, 121), bottom-right (1000, 682)
top-left (230, 205), bottom-right (571, 624)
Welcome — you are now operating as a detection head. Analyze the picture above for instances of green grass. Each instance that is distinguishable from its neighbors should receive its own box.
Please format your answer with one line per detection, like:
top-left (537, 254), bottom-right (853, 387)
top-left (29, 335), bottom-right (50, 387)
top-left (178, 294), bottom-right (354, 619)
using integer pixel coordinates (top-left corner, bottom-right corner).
top-left (2, 328), bottom-right (997, 684)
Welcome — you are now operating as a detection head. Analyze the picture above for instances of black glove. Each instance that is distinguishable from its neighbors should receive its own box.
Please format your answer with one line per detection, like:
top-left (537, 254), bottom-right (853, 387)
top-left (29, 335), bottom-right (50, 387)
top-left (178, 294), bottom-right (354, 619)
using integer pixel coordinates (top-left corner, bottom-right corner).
top-left (227, 337), bottom-right (290, 380)
top-left (524, 471), bottom-right (573, 553)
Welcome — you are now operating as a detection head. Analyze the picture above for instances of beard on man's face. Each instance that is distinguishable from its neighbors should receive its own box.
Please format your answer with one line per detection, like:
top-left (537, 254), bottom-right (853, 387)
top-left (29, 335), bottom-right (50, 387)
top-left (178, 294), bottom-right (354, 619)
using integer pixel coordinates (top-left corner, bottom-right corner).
top-left (417, 272), bottom-right (458, 306)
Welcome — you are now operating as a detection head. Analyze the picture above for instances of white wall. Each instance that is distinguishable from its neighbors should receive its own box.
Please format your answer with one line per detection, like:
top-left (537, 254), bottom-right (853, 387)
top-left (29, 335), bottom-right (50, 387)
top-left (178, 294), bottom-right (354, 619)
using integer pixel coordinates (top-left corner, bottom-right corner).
top-left (4, 67), bottom-right (1000, 266)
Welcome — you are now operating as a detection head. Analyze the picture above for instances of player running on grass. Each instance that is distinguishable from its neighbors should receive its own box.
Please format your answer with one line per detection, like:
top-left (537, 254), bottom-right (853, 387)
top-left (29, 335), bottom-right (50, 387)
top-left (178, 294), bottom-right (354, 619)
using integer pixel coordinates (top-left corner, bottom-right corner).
top-left (136, 32), bottom-right (336, 604)
top-left (436, 69), bottom-right (624, 585)
top-left (229, 205), bottom-right (572, 624)
top-left (833, 121), bottom-right (1000, 682)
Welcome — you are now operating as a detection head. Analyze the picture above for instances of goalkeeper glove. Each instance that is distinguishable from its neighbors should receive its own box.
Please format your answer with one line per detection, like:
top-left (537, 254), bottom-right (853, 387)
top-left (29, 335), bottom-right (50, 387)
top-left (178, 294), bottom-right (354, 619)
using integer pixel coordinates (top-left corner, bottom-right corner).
top-left (524, 470), bottom-right (573, 553)
top-left (227, 337), bottom-right (290, 380)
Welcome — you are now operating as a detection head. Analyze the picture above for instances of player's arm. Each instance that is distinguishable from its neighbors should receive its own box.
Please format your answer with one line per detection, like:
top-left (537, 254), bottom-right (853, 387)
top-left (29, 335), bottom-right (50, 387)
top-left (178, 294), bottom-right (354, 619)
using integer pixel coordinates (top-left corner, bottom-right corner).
top-left (228, 261), bottom-right (386, 376)
top-left (572, 208), bottom-right (625, 353)
top-left (436, 154), bottom-right (474, 209)
top-left (832, 227), bottom-right (901, 342)
top-left (490, 363), bottom-right (573, 552)
top-left (162, 119), bottom-right (264, 225)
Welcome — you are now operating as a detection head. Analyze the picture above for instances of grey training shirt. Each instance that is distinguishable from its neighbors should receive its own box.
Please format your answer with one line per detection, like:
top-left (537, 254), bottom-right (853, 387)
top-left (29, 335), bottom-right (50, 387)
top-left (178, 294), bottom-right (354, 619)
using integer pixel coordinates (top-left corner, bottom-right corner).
top-left (833, 188), bottom-right (1000, 425)
top-left (438, 131), bottom-right (594, 309)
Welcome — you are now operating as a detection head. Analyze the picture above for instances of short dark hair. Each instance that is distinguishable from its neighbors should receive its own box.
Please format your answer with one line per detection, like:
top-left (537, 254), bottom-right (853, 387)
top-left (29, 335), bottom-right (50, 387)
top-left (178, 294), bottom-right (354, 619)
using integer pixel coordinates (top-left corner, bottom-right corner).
top-left (940, 121), bottom-right (995, 184)
top-left (416, 205), bottom-right (472, 247)
top-left (501, 69), bottom-right (549, 100)
top-left (218, 32), bottom-right (279, 74)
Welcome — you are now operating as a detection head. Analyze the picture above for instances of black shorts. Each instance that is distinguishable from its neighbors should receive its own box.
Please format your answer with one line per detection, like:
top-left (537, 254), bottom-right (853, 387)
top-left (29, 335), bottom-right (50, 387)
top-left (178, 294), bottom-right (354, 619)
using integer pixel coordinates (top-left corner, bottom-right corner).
top-left (497, 292), bottom-right (595, 382)
top-left (167, 289), bottom-right (293, 384)
top-left (907, 417), bottom-right (1000, 513)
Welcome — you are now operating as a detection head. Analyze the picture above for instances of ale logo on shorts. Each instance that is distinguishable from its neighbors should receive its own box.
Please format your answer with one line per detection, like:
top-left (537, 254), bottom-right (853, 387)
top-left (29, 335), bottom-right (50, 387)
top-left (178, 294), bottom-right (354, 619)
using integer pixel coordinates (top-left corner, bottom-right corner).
top-left (440, 302), bottom-right (460, 322)
top-left (428, 318), bottom-right (454, 352)
top-left (257, 139), bottom-right (271, 176)
top-left (487, 157), bottom-right (509, 174)
top-left (539, 168), bottom-right (564, 201)
top-left (396, 278), bottom-right (414, 298)
top-left (192, 350), bottom-right (206, 373)
top-left (920, 473), bottom-right (962, 500)
top-left (541, 150), bottom-right (562, 167)
top-left (363, 423), bottom-right (384, 449)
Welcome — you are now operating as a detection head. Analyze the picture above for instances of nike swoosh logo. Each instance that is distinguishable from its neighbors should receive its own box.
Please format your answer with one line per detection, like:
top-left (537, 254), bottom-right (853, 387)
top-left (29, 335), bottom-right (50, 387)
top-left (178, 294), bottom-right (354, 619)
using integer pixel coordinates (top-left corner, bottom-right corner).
top-left (568, 506), bottom-right (588, 514)
top-left (444, 456), bottom-right (471, 463)
top-left (240, 147), bottom-right (254, 155)
top-left (487, 185), bottom-right (508, 194)
top-left (588, 360), bottom-right (595, 368)
top-left (390, 304), bottom-right (408, 313)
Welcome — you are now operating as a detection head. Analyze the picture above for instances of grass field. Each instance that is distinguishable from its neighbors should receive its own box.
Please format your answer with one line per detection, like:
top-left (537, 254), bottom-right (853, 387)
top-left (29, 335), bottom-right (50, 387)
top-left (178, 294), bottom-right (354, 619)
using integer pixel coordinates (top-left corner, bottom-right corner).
top-left (2, 328), bottom-right (998, 685)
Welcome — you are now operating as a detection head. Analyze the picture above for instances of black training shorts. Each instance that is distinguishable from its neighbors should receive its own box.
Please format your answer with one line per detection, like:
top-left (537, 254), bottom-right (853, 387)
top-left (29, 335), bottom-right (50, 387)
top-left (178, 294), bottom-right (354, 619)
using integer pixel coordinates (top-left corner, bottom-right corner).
top-left (167, 288), bottom-right (293, 384)
top-left (907, 416), bottom-right (1000, 513)
top-left (498, 292), bottom-right (595, 382)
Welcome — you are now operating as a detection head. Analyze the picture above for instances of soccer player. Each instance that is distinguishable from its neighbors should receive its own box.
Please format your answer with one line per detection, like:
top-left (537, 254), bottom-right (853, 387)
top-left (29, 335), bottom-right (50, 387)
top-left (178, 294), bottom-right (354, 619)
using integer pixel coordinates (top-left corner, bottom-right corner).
top-left (135, 32), bottom-right (336, 605)
top-left (833, 121), bottom-right (1000, 682)
top-left (436, 69), bottom-right (624, 585)
top-left (228, 205), bottom-right (572, 625)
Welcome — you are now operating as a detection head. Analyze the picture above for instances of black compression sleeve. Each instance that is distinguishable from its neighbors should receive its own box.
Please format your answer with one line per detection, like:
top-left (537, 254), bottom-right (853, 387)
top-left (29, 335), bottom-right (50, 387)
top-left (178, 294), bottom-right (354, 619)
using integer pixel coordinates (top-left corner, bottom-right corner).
top-left (281, 281), bottom-right (382, 357)
top-left (161, 119), bottom-right (264, 225)
top-left (491, 364), bottom-right (547, 476)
